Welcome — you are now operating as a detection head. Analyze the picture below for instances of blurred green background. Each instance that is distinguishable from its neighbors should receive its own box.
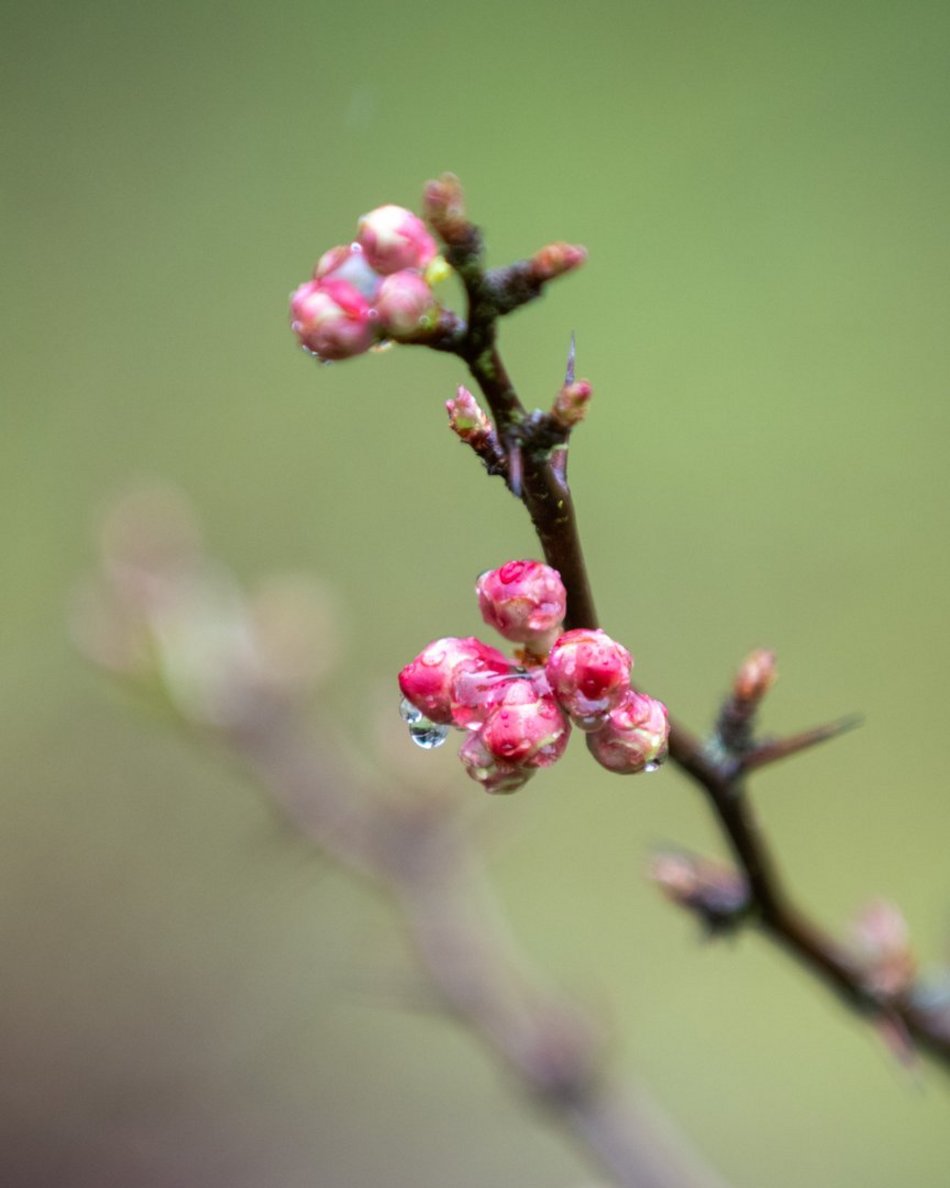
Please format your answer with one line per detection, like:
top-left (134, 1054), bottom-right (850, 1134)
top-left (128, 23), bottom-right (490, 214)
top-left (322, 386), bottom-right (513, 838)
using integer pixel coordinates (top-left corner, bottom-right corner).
top-left (4, 0), bottom-right (950, 1184)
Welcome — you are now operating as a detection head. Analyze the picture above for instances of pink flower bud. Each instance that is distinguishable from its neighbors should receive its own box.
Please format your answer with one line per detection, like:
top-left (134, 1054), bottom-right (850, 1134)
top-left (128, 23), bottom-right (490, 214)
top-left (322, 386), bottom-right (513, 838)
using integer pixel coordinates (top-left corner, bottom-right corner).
top-left (374, 270), bottom-right (437, 338)
top-left (357, 204), bottom-right (437, 275)
top-left (314, 243), bottom-right (382, 301)
top-left (476, 560), bottom-right (567, 652)
top-left (399, 636), bottom-right (511, 725)
top-left (422, 173), bottom-right (468, 244)
top-left (733, 648), bottom-right (778, 704)
top-left (450, 664), bottom-right (517, 730)
top-left (458, 730), bottom-right (534, 795)
top-left (479, 674), bottom-right (571, 767)
top-left (290, 278), bottom-right (377, 361)
top-left (586, 690), bottom-right (670, 775)
top-left (529, 242), bottom-right (587, 282)
top-left (850, 899), bottom-right (917, 998)
top-left (446, 386), bottom-right (493, 446)
top-left (545, 628), bottom-right (633, 730)
top-left (551, 379), bottom-right (593, 429)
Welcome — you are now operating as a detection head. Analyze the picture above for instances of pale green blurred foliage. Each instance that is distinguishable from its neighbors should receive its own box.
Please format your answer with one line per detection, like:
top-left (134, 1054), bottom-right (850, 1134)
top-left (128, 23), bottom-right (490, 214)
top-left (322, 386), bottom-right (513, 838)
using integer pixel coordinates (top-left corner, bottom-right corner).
top-left (3, 1), bottom-right (950, 1185)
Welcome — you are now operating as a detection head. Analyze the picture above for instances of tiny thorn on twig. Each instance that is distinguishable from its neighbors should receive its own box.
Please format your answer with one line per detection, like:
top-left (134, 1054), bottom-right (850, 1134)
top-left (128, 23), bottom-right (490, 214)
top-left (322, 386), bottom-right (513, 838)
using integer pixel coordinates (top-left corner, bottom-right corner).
top-left (564, 332), bottom-right (576, 385)
top-left (741, 713), bottom-right (863, 773)
top-left (507, 438), bottom-right (524, 499)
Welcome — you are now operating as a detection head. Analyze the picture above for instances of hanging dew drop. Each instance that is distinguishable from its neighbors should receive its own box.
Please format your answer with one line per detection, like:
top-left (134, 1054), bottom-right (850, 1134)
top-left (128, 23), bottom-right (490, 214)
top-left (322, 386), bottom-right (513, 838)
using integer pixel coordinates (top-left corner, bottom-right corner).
top-left (409, 720), bottom-right (450, 750)
top-left (399, 697), bottom-right (424, 725)
top-left (399, 698), bottom-right (449, 749)
top-left (643, 761), bottom-right (662, 774)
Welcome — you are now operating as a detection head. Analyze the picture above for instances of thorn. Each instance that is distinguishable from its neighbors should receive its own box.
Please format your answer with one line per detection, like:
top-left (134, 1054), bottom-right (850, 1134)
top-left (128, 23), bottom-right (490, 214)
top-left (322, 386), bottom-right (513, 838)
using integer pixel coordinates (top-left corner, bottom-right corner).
top-left (741, 713), bottom-right (863, 773)
top-left (507, 439), bottom-right (524, 499)
top-left (564, 332), bottom-right (576, 385)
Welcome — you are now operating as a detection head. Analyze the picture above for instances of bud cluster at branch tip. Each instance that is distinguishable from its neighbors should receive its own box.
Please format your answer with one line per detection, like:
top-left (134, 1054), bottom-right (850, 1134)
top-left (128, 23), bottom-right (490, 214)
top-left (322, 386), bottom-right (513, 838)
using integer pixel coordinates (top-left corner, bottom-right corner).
top-left (398, 561), bottom-right (669, 793)
top-left (290, 204), bottom-right (446, 361)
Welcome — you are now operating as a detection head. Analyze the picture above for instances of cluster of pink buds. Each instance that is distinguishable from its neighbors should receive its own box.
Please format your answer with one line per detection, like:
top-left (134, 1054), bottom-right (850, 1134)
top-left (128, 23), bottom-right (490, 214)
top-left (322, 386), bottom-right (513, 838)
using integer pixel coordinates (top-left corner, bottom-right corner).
top-left (398, 560), bottom-right (670, 794)
top-left (290, 205), bottom-right (446, 361)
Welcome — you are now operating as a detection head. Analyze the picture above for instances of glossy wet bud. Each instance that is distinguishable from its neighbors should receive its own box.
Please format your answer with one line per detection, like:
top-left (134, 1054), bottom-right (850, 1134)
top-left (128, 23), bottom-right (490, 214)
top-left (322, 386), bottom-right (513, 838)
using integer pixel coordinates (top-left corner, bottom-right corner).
top-left (357, 204), bottom-right (437, 275)
top-left (374, 269), bottom-right (437, 338)
top-left (458, 730), bottom-right (534, 795)
top-left (545, 628), bottom-right (633, 730)
top-left (398, 636), bottom-right (511, 725)
top-left (476, 560), bottom-right (567, 653)
top-left (289, 278), bottom-right (377, 361)
top-left (586, 689), bottom-right (669, 775)
top-left (479, 673), bottom-right (571, 767)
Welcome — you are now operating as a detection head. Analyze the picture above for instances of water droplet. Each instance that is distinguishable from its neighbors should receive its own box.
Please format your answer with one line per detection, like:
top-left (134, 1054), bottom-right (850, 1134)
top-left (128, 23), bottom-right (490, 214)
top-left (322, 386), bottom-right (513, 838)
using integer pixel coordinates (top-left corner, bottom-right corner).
top-left (643, 760), bottom-right (662, 774)
top-left (399, 698), bottom-right (449, 749)
top-left (400, 697), bottom-right (423, 725)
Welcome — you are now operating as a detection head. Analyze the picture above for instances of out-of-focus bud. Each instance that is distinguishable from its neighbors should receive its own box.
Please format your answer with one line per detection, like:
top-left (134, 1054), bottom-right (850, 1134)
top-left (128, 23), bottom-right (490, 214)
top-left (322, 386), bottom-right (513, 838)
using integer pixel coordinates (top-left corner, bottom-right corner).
top-left (422, 173), bottom-right (468, 244)
top-left (586, 690), bottom-right (669, 775)
top-left (529, 242), bottom-right (587, 283)
top-left (314, 242), bottom-right (383, 300)
top-left (446, 386), bottom-right (493, 446)
top-left (356, 204), bottom-right (437, 275)
top-left (478, 674), bottom-right (571, 767)
top-left (374, 269), bottom-right (437, 338)
top-left (551, 379), bottom-right (593, 430)
top-left (649, 850), bottom-right (750, 931)
top-left (476, 560), bottom-right (567, 654)
top-left (458, 730), bottom-right (534, 795)
top-left (398, 636), bottom-right (511, 725)
top-left (290, 278), bottom-right (377, 361)
top-left (545, 628), bottom-right (632, 730)
top-left (850, 899), bottom-right (917, 998)
top-left (733, 648), bottom-right (778, 704)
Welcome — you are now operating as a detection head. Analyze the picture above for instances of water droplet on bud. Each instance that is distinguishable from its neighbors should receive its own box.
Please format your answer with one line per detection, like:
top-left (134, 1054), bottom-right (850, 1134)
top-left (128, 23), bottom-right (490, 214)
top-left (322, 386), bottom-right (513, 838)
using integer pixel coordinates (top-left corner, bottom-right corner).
top-left (643, 761), bottom-right (662, 774)
top-left (399, 697), bottom-right (449, 749)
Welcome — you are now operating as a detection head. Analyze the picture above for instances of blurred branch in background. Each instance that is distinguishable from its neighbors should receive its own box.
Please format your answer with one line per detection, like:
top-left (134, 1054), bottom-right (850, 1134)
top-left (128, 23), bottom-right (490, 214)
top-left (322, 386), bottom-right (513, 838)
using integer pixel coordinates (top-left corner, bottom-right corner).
top-left (72, 486), bottom-right (731, 1188)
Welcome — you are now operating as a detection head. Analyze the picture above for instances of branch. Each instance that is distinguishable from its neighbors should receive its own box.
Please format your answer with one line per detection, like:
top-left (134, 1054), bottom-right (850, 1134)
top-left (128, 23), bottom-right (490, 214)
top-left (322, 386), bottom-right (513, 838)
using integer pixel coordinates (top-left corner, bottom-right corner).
top-left (434, 195), bottom-right (950, 1070)
top-left (74, 491), bottom-right (732, 1188)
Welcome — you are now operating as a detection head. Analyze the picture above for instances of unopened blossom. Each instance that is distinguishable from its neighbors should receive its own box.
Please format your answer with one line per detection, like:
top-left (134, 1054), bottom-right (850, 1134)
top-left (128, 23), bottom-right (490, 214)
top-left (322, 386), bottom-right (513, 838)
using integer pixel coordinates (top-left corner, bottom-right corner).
top-left (733, 648), bottom-right (778, 704)
top-left (551, 378), bottom-right (593, 429)
top-left (289, 278), bottom-right (377, 361)
top-left (458, 730), bottom-right (534, 795)
top-left (529, 241), bottom-right (587, 282)
top-left (374, 270), bottom-right (437, 338)
top-left (446, 386), bottom-right (493, 446)
top-left (586, 689), bottom-right (669, 774)
top-left (478, 673), bottom-right (571, 767)
top-left (545, 628), bottom-right (632, 730)
top-left (357, 204), bottom-right (438, 275)
top-left (422, 173), bottom-right (468, 244)
top-left (476, 560), bottom-right (567, 653)
top-left (399, 636), bottom-right (511, 725)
